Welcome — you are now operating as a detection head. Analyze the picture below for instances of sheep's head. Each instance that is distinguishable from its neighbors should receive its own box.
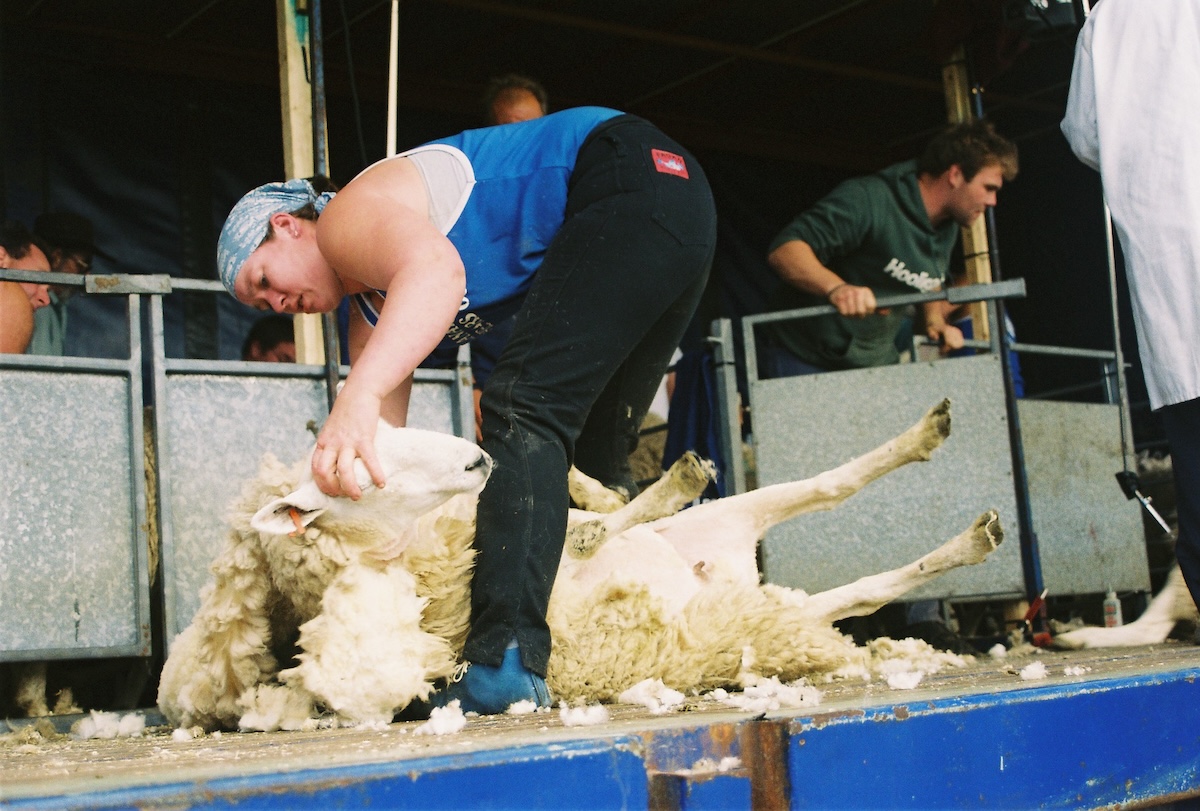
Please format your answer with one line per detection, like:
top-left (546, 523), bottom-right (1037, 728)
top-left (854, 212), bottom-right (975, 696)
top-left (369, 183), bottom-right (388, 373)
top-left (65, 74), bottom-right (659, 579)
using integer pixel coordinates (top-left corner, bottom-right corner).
top-left (250, 424), bottom-right (492, 552)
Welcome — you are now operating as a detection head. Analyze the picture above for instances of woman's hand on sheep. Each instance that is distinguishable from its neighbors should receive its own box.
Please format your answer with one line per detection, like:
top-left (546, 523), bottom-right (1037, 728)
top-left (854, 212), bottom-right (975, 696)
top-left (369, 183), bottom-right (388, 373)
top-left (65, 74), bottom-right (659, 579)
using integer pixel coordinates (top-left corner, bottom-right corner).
top-left (312, 386), bottom-right (387, 499)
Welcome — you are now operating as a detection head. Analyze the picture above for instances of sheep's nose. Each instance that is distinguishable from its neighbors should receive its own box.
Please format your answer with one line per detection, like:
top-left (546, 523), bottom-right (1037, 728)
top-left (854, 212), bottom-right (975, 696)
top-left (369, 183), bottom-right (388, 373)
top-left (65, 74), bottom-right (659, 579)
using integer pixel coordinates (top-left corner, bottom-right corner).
top-left (466, 454), bottom-right (489, 472)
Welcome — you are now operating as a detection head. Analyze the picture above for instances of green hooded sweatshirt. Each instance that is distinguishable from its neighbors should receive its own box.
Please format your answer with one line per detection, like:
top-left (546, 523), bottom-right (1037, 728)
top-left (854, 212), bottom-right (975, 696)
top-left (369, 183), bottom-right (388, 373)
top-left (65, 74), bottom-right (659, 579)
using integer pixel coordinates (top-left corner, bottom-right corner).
top-left (767, 159), bottom-right (960, 370)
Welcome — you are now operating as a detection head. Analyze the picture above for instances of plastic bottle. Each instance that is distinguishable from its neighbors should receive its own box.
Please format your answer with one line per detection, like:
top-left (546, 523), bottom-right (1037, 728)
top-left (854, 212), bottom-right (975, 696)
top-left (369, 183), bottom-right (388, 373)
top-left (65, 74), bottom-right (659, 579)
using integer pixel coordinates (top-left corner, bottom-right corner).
top-left (1103, 590), bottom-right (1123, 627)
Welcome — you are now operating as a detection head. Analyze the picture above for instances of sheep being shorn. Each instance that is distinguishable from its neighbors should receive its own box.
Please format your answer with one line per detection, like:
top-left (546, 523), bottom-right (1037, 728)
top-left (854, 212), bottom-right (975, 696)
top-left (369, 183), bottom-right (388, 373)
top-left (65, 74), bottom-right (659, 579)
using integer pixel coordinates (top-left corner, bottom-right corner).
top-left (158, 399), bottom-right (1004, 732)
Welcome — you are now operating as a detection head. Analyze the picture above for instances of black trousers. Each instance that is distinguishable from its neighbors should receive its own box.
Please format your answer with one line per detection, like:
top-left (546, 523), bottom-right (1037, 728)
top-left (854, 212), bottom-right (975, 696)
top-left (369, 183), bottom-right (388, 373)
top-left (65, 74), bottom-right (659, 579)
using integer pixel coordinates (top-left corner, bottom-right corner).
top-left (465, 116), bottom-right (717, 674)
top-left (1163, 397), bottom-right (1200, 609)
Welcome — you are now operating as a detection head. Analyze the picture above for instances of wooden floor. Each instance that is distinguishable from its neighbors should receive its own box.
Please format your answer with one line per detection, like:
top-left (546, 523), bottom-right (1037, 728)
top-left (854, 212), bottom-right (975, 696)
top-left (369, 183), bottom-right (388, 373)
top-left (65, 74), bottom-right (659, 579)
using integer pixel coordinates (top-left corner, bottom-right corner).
top-left (3, 643), bottom-right (1199, 809)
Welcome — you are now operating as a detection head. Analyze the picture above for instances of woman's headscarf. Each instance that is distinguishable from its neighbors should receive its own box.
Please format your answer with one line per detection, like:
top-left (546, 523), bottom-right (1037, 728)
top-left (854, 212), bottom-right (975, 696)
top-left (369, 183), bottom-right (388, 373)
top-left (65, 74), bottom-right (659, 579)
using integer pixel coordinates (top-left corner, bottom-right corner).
top-left (216, 178), bottom-right (335, 295)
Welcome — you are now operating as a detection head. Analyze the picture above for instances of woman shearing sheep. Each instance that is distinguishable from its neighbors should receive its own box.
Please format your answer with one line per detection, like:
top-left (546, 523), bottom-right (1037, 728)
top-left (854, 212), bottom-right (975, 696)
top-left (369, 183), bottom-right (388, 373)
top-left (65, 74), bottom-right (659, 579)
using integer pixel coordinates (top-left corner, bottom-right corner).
top-left (216, 107), bottom-right (717, 715)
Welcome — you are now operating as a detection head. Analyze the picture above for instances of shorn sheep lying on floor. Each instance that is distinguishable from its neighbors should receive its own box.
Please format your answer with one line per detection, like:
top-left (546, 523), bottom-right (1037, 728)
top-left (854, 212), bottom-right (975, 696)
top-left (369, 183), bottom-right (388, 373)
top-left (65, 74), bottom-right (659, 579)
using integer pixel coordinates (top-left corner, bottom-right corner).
top-left (158, 399), bottom-right (1005, 732)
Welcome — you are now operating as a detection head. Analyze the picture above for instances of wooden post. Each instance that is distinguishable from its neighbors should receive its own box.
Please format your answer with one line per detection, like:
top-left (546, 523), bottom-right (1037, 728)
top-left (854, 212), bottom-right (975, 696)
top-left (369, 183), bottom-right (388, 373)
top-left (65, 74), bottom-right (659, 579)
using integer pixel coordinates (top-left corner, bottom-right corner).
top-left (275, 0), bottom-right (327, 364)
top-left (941, 45), bottom-right (991, 341)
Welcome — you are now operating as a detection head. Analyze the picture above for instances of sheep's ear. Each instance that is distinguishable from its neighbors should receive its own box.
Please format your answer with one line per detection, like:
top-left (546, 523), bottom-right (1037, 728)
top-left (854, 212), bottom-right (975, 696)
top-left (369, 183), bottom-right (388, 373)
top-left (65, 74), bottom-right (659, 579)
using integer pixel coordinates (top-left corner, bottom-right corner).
top-left (251, 495), bottom-right (327, 536)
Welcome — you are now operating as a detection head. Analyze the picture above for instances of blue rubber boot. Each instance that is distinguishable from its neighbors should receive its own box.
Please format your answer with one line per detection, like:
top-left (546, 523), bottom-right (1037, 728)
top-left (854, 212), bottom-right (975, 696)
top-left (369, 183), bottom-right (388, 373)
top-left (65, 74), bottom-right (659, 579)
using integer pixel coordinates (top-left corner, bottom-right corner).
top-left (432, 641), bottom-right (552, 715)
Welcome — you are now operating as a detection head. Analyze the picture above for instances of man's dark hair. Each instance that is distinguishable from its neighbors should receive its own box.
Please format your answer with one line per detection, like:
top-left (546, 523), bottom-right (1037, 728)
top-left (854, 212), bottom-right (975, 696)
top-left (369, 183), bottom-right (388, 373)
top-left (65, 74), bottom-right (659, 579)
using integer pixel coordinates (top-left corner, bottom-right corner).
top-left (918, 120), bottom-right (1019, 182)
top-left (0, 220), bottom-right (41, 261)
top-left (482, 73), bottom-right (548, 123)
top-left (242, 314), bottom-right (295, 360)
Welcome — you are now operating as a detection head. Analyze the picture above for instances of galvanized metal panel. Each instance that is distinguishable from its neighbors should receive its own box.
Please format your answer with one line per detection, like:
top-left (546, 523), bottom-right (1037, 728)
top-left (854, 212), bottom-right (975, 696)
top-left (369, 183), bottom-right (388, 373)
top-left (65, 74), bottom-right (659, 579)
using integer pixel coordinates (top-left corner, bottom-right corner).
top-left (158, 374), bottom-right (462, 645)
top-left (755, 354), bottom-right (1025, 599)
top-left (0, 370), bottom-right (148, 659)
top-left (1018, 399), bottom-right (1150, 595)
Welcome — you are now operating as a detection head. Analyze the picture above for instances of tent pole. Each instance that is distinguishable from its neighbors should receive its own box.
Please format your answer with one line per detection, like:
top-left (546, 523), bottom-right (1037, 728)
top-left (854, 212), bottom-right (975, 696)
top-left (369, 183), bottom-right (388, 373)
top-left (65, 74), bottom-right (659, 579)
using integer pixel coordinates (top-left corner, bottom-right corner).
top-left (387, 0), bottom-right (399, 158)
top-left (308, 0), bottom-right (341, 410)
top-left (942, 43), bottom-right (1047, 633)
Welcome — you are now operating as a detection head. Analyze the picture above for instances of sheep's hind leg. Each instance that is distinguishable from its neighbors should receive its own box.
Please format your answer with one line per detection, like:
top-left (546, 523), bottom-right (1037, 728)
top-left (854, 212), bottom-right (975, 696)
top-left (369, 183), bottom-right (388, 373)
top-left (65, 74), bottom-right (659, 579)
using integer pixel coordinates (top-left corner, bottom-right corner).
top-left (652, 399), bottom-right (952, 559)
top-left (566, 451), bottom-right (716, 558)
top-left (797, 510), bottom-right (1003, 625)
top-left (157, 531), bottom-right (279, 731)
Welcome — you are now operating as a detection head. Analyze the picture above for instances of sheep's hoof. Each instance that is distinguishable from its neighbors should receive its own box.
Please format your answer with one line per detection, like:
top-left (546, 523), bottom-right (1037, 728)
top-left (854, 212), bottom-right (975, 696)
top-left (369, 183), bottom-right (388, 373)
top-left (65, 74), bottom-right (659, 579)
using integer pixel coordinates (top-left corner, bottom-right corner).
top-left (565, 520), bottom-right (606, 559)
top-left (906, 399), bottom-right (952, 460)
top-left (669, 451), bottom-right (718, 496)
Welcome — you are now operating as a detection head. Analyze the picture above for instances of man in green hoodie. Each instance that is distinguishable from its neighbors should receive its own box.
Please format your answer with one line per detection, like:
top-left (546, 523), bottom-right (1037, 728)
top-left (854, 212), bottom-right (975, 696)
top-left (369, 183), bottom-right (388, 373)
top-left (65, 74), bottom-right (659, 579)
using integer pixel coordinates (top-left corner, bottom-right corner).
top-left (762, 120), bottom-right (1018, 654)
top-left (763, 120), bottom-right (1018, 376)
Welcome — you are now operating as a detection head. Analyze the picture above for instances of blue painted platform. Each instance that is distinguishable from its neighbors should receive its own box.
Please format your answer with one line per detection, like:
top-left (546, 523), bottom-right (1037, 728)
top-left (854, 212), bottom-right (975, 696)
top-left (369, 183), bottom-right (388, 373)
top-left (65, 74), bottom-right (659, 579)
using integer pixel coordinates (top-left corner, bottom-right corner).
top-left (3, 645), bottom-right (1199, 810)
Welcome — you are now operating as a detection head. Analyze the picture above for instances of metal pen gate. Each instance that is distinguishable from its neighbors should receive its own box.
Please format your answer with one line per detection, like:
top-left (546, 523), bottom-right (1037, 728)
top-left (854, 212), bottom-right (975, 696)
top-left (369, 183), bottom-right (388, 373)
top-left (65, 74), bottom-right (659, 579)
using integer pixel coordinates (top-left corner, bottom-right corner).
top-left (0, 272), bottom-right (474, 663)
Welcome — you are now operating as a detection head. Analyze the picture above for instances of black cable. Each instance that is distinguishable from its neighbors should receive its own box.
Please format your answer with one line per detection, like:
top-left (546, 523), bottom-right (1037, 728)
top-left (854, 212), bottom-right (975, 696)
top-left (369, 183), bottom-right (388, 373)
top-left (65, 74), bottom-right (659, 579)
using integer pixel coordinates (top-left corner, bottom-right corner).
top-left (339, 0), bottom-right (370, 172)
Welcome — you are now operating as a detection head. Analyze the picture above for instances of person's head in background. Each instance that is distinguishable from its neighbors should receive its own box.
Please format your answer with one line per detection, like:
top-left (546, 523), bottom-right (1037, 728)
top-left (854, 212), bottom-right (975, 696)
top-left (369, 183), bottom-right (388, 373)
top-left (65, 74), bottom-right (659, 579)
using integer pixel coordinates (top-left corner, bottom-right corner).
top-left (917, 120), bottom-right (1019, 228)
top-left (482, 73), bottom-right (548, 125)
top-left (242, 314), bottom-right (297, 363)
top-left (0, 221), bottom-right (52, 353)
top-left (1, 220), bottom-right (52, 304)
top-left (34, 212), bottom-right (108, 284)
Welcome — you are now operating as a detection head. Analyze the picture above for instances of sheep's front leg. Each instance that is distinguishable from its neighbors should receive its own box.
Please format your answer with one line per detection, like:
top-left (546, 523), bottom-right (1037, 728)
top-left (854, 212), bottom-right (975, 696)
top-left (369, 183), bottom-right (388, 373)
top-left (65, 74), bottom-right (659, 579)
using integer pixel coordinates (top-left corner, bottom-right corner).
top-left (567, 451), bottom-right (716, 558)
top-left (797, 510), bottom-right (1003, 625)
top-left (157, 531), bottom-right (278, 731)
top-left (1053, 566), bottom-right (1199, 649)
top-left (278, 564), bottom-right (457, 727)
top-left (568, 467), bottom-right (627, 513)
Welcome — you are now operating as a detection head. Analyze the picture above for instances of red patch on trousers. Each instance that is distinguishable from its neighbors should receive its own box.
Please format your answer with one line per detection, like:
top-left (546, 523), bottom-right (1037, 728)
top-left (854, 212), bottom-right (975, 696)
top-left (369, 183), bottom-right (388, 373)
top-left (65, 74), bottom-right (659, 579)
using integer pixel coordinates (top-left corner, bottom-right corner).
top-left (651, 149), bottom-right (689, 179)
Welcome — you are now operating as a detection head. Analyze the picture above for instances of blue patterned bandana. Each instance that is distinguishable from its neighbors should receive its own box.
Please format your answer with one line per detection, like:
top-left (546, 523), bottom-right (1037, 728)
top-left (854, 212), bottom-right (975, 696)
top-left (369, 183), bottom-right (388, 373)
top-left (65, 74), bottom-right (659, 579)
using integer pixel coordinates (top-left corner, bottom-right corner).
top-left (216, 179), bottom-right (335, 296)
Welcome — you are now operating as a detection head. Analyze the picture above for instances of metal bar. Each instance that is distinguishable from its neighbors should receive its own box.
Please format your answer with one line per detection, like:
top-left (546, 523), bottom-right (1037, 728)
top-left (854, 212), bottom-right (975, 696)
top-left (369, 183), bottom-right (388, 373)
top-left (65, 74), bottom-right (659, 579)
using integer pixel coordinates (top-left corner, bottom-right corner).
top-left (742, 279), bottom-right (1026, 394)
top-left (124, 293), bottom-right (154, 658)
top-left (156, 356), bottom-right (457, 385)
top-left (453, 343), bottom-right (476, 442)
top-left (148, 293), bottom-right (180, 649)
top-left (0, 268), bottom-right (173, 294)
top-left (308, 0), bottom-right (340, 412)
top-left (744, 719), bottom-right (791, 808)
top-left (0, 642), bottom-right (158, 663)
top-left (1101, 200), bottom-right (1134, 471)
top-left (913, 336), bottom-right (992, 353)
top-left (711, 318), bottom-right (747, 496)
top-left (0, 354), bottom-right (136, 373)
top-left (945, 278), bottom-right (1027, 305)
top-left (0, 268), bottom-right (86, 286)
top-left (741, 315), bottom-right (761, 389)
top-left (1007, 342), bottom-right (1117, 361)
top-left (972, 125), bottom-right (1044, 625)
top-left (320, 312), bottom-right (342, 410)
top-left (742, 279), bottom-right (1027, 331)
top-left (310, 0), bottom-right (327, 179)
top-left (165, 277), bottom-right (224, 292)
top-left (86, 274), bottom-right (172, 295)
top-left (162, 358), bottom-right (342, 377)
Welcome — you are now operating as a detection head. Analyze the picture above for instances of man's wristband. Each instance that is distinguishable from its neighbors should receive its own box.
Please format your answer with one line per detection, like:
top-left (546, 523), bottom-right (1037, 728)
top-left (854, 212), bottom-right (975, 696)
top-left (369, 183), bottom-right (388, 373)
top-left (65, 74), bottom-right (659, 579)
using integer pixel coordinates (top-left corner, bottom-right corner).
top-left (825, 283), bottom-right (848, 301)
